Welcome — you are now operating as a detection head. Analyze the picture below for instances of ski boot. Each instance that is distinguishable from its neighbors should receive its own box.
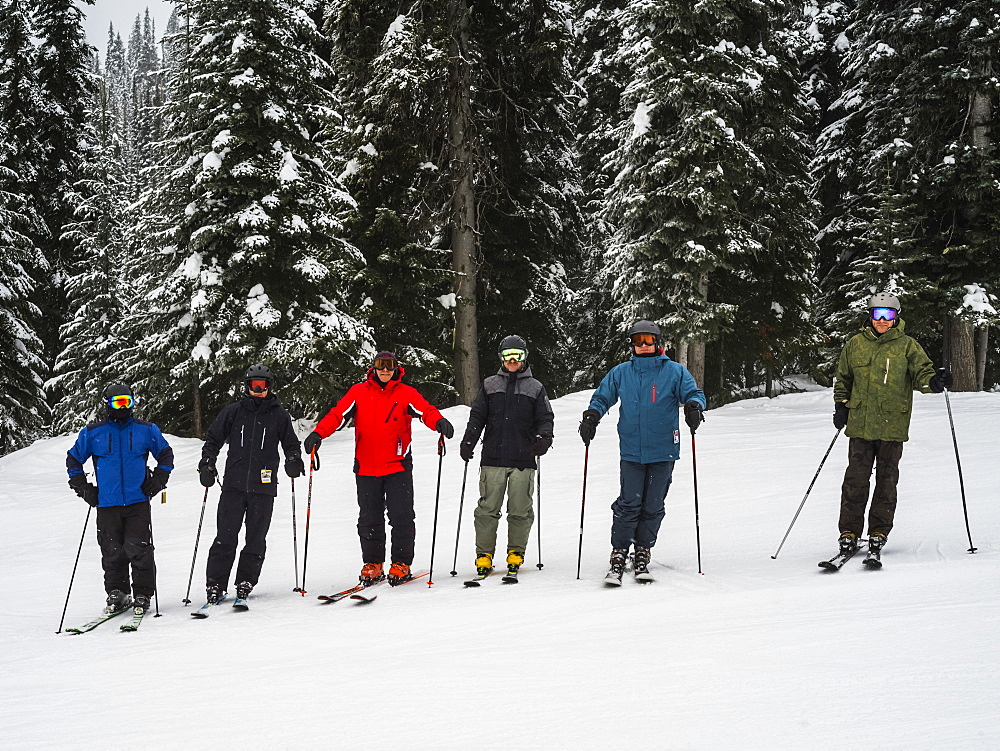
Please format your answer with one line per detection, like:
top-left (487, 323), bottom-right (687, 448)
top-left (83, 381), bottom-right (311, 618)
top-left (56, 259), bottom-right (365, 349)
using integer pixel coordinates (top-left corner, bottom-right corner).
top-left (359, 562), bottom-right (384, 586)
top-left (604, 548), bottom-right (628, 586)
top-left (503, 550), bottom-right (524, 583)
top-left (235, 581), bottom-right (253, 600)
top-left (838, 531), bottom-right (859, 556)
top-left (475, 553), bottom-right (494, 577)
top-left (633, 546), bottom-right (653, 582)
top-left (104, 589), bottom-right (131, 614)
top-left (206, 583), bottom-right (224, 605)
top-left (864, 533), bottom-right (885, 568)
top-left (132, 594), bottom-right (151, 614)
top-left (387, 561), bottom-right (412, 586)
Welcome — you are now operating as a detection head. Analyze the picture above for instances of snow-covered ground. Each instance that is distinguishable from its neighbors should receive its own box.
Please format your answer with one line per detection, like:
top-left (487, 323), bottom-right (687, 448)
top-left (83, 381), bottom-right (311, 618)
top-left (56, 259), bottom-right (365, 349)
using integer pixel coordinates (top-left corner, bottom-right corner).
top-left (1, 388), bottom-right (998, 749)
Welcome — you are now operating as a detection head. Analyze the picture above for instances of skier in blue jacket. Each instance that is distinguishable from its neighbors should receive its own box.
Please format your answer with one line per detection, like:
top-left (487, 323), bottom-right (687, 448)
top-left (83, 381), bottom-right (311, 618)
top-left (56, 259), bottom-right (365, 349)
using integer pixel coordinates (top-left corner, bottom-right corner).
top-left (578, 321), bottom-right (706, 584)
top-left (66, 382), bottom-right (173, 614)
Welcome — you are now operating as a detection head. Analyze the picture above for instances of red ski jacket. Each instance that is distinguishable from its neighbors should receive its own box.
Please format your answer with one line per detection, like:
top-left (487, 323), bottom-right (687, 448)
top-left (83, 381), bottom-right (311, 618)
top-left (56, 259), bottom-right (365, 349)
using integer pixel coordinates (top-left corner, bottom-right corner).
top-left (313, 367), bottom-right (444, 477)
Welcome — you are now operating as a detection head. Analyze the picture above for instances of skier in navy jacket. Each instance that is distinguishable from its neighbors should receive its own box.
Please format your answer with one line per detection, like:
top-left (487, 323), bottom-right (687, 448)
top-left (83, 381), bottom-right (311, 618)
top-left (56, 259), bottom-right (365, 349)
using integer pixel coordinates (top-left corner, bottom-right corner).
top-left (578, 321), bottom-right (706, 584)
top-left (66, 382), bottom-right (173, 613)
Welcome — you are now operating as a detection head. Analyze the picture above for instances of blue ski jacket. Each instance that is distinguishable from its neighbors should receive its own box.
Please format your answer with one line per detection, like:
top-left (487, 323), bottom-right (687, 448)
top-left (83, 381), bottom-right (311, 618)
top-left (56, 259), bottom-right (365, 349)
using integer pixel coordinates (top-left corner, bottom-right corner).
top-left (588, 354), bottom-right (706, 463)
top-left (66, 417), bottom-right (174, 507)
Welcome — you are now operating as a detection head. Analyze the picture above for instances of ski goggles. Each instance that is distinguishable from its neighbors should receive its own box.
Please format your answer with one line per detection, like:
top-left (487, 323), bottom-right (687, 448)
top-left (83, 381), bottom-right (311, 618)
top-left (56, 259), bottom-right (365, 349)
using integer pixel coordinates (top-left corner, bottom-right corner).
top-left (108, 394), bottom-right (134, 410)
top-left (499, 348), bottom-right (527, 362)
top-left (630, 333), bottom-right (658, 346)
top-left (870, 307), bottom-right (897, 322)
top-left (373, 357), bottom-right (397, 371)
top-left (247, 379), bottom-right (269, 393)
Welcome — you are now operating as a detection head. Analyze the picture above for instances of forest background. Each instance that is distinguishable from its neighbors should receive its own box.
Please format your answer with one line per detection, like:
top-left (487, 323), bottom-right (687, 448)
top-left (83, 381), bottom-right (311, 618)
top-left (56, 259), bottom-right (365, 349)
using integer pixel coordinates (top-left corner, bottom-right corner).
top-left (1, 0), bottom-right (997, 454)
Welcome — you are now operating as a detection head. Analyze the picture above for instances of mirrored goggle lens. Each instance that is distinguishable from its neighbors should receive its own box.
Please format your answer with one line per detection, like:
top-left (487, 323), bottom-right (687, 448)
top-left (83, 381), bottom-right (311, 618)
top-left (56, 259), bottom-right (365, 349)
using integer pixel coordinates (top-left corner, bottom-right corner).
top-left (248, 379), bottom-right (269, 392)
top-left (631, 333), bottom-right (657, 346)
top-left (500, 349), bottom-right (527, 362)
top-left (374, 358), bottom-right (397, 371)
top-left (109, 394), bottom-right (133, 409)
top-left (871, 307), bottom-right (897, 322)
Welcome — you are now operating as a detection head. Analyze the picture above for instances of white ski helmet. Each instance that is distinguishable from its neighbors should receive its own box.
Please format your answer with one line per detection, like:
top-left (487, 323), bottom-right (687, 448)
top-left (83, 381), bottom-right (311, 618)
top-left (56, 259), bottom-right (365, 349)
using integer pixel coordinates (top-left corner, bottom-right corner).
top-left (867, 292), bottom-right (901, 311)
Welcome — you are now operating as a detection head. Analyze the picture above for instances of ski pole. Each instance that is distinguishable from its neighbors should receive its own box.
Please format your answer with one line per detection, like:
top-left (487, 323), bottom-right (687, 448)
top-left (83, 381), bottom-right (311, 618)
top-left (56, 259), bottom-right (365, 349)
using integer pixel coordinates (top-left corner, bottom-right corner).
top-left (56, 505), bottom-right (93, 634)
top-left (300, 448), bottom-right (318, 596)
top-left (449, 459), bottom-right (470, 576)
top-left (149, 523), bottom-right (161, 617)
top-left (182, 487), bottom-right (210, 605)
top-left (691, 431), bottom-right (703, 575)
top-left (771, 428), bottom-right (842, 559)
top-left (535, 457), bottom-right (543, 570)
top-left (943, 386), bottom-right (977, 553)
top-left (576, 447), bottom-right (589, 580)
top-left (428, 434), bottom-right (446, 586)
top-left (291, 477), bottom-right (301, 591)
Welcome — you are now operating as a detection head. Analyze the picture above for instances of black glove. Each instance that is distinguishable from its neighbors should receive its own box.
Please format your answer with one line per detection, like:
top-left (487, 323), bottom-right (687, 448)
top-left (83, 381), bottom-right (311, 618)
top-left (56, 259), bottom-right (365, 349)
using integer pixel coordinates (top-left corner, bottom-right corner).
top-left (198, 457), bottom-right (216, 488)
top-left (833, 403), bottom-right (849, 430)
top-left (303, 431), bottom-right (322, 454)
top-left (141, 467), bottom-right (169, 499)
top-left (459, 438), bottom-right (475, 463)
top-left (285, 455), bottom-right (305, 478)
top-left (531, 435), bottom-right (552, 456)
top-left (68, 474), bottom-right (99, 507)
top-left (684, 401), bottom-right (705, 432)
top-left (929, 368), bottom-right (954, 394)
top-left (579, 409), bottom-right (600, 446)
top-left (436, 417), bottom-right (454, 439)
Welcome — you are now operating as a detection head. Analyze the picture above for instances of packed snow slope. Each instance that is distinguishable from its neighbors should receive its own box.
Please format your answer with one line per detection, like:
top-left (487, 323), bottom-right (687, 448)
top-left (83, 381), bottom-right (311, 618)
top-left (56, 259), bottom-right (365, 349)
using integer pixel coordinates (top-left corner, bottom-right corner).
top-left (1, 388), bottom-right (998, 749)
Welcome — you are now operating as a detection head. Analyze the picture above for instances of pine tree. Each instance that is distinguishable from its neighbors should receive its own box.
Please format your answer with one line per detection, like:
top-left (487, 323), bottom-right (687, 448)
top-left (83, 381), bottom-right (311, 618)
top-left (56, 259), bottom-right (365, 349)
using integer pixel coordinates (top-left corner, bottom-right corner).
top-left (124, 0), bottom-right (371, 435)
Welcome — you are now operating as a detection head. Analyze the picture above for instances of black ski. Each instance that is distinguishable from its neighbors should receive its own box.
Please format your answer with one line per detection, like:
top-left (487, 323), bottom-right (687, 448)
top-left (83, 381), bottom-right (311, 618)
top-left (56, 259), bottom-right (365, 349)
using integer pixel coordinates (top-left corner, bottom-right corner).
top-left (818, 543), bottom-right (868, 571)
top-left (863, 549), bottom-right (883, 569)
top-left (464, 569), bottom-right (494, 587)
top-left (317, 580), bottom-right (380, 603)
top-left (120, 607), bottom-right (146, 632)
top-left (501, 566), bottom-right (519, 584)
top-left (65, 606), bottom-right (131, 634)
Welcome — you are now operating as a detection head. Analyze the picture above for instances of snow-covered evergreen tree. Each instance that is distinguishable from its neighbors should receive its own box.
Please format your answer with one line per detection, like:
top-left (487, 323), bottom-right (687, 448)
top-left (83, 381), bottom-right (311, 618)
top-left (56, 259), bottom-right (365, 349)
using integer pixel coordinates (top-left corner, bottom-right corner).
top-left (124, 0), bottom-right (371, 435)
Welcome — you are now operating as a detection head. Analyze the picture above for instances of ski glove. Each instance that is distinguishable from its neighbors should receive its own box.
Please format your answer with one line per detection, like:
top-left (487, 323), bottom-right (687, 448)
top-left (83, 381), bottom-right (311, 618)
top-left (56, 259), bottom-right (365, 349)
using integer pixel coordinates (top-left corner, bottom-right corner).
top-left (68, 474), bottom-right (99, 507)
top-left (198, 458), bottom-right (216, 488)
top-left (833, 403), bottom-right (848, 430)
top-left (929, 368), bottom-right (954, 394)
top-left (459, 439), bottom-right (476, 463)
top-left (303, 431), bottom-right (322, 455)
top-left (436, 417), bottom-right (454, 439)
top-left (285, 455), bottom-right (305, 478)
top-left (579, 409), bottom-right (601, 446)
top-left (684, 401), bottom-right (705, 432)
top-left (531, 435), bottom-right (553, 456)
top-left (141, 467), bottom-right (169, 499)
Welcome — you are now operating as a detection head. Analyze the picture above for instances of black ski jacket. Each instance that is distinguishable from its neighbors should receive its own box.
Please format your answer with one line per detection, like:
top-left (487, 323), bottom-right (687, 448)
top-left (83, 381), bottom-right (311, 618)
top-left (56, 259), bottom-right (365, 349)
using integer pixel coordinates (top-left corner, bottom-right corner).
top-left (463, 365), bottom-right (554, 471)
top-left (202, 394), bottom-right (302, 496)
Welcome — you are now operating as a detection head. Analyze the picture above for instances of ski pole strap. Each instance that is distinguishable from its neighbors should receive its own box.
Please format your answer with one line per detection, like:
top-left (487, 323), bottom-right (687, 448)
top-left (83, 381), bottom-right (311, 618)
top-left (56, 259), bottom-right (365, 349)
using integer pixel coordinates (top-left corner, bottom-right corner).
top-left (310, 447), bottom-right (320, 471)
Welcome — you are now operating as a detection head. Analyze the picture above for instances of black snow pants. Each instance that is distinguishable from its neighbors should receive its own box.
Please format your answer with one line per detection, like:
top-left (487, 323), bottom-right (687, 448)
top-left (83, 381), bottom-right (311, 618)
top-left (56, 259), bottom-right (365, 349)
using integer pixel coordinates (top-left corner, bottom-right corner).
top-left (206, 489), bottom-right (275, 589)
top-left (96, 501), bottom-right (156, 598)
top-left (839, 437), bottom-right (904, 538)
top-left (356, 470), bottom-right (415, 565)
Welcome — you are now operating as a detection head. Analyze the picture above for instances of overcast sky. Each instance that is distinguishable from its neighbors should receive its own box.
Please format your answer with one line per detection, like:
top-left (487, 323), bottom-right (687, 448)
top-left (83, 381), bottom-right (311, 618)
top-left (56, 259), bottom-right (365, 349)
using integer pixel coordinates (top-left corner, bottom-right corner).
top-left (77, 0), bottom-right (175, 59)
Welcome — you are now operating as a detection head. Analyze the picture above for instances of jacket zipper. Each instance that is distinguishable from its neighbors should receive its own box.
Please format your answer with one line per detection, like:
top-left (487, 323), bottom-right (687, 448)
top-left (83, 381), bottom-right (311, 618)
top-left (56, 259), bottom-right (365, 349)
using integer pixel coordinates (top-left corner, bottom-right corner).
top-left (246, 416), bottom-right (259, 488)
top-left (884, 357), bottom-right (889, 384)
top-left (652, 382), bottom-right (657, 403)
top-left (260, 427), bottom-right (266, 449)
top-left (385, 402), bottom-right (398, 422)
top-left (119, 427), bottom-right (125, 506)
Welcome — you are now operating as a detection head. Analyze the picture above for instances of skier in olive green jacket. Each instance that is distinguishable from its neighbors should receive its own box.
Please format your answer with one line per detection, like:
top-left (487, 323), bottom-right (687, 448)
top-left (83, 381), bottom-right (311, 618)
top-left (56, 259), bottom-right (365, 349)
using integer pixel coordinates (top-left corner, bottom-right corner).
top-left (831, 292), bottom-right (952, 563)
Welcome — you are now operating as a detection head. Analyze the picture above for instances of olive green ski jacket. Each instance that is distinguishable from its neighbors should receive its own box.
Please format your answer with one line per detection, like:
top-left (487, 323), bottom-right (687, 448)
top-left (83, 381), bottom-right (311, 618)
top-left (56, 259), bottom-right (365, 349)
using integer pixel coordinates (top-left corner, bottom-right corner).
top-left (833, 320), bottom-right (936, 442)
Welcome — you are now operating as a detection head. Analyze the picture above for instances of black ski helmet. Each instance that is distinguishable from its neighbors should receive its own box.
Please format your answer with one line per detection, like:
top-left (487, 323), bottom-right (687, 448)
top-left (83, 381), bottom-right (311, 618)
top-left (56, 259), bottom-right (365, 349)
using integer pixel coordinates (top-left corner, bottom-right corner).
top-left (498, 335), bottom-right (528, 356)
top-left (628, 320), bottom-right (661, 341)
top-left (103, 382), bottom-right (134, 401)
top-left (103, 381), bottom-right (135, 420)
top-left (245, 364), bottom-right (273, 383)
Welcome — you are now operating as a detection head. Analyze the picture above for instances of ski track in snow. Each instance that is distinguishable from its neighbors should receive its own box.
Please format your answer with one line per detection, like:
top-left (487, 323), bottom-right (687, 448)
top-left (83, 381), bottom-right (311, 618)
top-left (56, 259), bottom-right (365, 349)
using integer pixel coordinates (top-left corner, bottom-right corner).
top-left (1, 389), bottom-right (998, 748)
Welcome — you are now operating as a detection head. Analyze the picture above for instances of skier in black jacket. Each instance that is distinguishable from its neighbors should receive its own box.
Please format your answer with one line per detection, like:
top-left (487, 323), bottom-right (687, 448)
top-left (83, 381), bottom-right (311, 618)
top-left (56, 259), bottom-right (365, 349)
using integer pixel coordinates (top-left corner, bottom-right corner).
top-left (198, 364), bottom-right (303, 603)
top-left (460, 335), bottom-right (554, 579)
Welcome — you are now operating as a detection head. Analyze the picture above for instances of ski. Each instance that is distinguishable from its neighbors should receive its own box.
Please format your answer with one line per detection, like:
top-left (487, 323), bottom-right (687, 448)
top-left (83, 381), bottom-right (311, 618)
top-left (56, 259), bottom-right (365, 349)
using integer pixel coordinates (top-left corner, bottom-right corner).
top-left (120, 607), bottom-right (146, 632)
top-left (464, 569), bottom-right (494, 587)
top-left (634, 571), bottom-right (654, 584)
top-left (191, 593), bottom-right (229, 618)
top-left (501, 567), bottom-right (519, 584)
top-left (351, 572), bottom-right (428, 602)
top-left (863, 549), bottom-right (883, 569)
top-left (65, 606), bottom-right (130, 634)
top-left (603, 572), bottom-right (624, 587)
top-left (232, 598), bottom-right (249, 611)
top-left (818, 543), bottom-right (868, 571)
top-left (317, 578), bottom-right (383, 603)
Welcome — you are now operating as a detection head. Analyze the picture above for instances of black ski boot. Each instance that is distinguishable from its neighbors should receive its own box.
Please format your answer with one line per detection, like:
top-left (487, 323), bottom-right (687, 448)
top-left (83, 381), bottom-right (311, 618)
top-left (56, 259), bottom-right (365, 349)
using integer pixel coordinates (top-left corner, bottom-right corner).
top-left (235, 581), bottom-right (253, 600)
top-left (604, 548), bottom-right (628, 586)
top-left (633, 547), bottom-right (653, 582)
top-left (838, 531), bottom-right (858, 555)
top-left (104, 589), bottom-right (131, 614)
top-left (132, 594), bottom-right (151, 614)
top-left (206, 583), bottom-right (223, 605)
top-left (864, 533), bottom-right (885, 569)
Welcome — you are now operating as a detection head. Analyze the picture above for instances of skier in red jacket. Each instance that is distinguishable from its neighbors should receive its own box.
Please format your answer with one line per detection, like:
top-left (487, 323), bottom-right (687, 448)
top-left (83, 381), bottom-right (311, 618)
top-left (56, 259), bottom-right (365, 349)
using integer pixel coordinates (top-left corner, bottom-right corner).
top-left (304, 351), bottom-right (454, 585)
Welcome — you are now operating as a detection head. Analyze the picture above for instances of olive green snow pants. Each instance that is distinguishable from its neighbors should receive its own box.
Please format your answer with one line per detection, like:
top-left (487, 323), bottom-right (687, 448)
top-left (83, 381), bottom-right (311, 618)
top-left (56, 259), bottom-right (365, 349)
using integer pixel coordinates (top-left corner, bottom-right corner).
top-left (474, 466), bottom-right (535, 556)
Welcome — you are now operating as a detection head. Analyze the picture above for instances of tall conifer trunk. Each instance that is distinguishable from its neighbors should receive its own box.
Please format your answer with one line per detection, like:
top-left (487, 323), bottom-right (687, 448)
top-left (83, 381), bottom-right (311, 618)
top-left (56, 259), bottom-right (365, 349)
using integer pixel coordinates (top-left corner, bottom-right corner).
top-left (948, 317), bottom-right (976, 392)
top-left (448, 0), bottom-right (479, 405)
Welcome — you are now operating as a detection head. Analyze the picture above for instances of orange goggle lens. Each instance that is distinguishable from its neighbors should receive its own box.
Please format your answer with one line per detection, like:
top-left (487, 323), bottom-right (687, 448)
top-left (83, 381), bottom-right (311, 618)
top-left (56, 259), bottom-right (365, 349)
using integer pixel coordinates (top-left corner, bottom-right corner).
top-left (630, 333), bottom-right (657, 346)
top-left (374, 358), bottom-right (397, 371)
top-left (109, 394), bottom-right (133, 409)
top-left (248, 379), bottom-right (269, 392)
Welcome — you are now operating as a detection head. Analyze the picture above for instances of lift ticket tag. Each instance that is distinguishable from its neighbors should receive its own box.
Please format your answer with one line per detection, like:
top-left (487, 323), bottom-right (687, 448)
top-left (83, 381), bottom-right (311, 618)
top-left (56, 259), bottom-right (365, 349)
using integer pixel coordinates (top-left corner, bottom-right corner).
top-left (261, 469), bottom-right (273, 484)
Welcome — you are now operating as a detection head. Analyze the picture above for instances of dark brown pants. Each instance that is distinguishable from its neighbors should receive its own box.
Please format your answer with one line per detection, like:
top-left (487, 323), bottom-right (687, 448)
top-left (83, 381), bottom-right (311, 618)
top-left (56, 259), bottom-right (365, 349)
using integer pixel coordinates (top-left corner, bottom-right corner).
top-left (839, 438), bottom-right (904, 538)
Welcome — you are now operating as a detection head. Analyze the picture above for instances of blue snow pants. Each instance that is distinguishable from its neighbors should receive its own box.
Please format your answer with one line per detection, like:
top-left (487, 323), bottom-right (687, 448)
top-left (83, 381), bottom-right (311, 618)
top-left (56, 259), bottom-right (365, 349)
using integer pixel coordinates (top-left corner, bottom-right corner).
top-left (610, 460), bottom-right (675, 550)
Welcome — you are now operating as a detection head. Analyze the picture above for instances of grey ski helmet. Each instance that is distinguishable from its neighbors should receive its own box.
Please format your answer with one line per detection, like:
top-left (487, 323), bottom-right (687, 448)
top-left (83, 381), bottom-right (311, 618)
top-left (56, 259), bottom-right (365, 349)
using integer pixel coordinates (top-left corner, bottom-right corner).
top-left (628, 320), bottom-right (661, 341)
top-left (867, 292), bottom-right (901, 312)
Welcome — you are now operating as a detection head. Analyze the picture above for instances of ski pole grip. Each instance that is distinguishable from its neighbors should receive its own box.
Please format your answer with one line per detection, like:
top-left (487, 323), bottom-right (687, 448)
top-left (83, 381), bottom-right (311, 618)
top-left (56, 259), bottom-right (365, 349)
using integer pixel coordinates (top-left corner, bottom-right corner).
top-left (310, 448), bottom-right (320, 471)
top-left (438, 434), bottom-right (446, 457)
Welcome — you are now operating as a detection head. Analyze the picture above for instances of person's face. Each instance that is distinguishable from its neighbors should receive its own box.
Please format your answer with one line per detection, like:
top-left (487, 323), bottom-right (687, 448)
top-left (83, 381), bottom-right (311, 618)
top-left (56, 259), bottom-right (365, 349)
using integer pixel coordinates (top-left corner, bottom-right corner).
top-left (247, 380), bottom-right (269, 397)
top-left (872, 317), bottom-right (893, 334)
top-left (503, 358), bottom-right (522, 372)
top-left (633, 342), bottom-right (656, 355)
top-left (630, 332), bottom-right (657, 355)
top-left (375, 363), bottom-right (395, 382)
